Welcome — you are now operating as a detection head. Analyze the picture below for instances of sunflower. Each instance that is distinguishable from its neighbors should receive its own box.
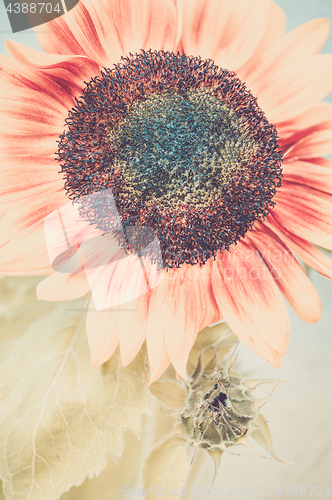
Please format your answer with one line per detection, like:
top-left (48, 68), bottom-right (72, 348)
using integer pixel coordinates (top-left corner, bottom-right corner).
top-left (1, 0), bottom-right (332, 382)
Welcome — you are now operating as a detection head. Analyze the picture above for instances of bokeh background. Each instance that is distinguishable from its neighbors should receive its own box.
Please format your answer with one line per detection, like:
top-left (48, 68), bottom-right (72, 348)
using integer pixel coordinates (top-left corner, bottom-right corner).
top-left (0, 1), bottom-right (331, 498)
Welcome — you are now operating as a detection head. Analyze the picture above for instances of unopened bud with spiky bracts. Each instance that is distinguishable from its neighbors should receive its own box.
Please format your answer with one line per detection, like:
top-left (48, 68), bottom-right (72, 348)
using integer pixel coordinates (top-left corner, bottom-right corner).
top-left (148, 322), bottom-right (290, 484)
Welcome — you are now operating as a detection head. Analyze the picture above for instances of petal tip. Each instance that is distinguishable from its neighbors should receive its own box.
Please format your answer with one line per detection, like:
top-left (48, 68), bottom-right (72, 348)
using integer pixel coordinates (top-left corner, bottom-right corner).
top-left (91, 358), bottom-right (103, 369)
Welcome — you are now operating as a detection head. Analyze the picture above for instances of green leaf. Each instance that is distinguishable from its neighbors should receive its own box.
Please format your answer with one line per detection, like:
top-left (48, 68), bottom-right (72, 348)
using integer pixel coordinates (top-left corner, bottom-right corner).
top-left (0, 278), bottom-right (151, 500)
top-left (187, 323), bottom-right (238, 375)
top-left (250, 414), bottom-right (292, 464)
top-left (207, 450), bottom-right (223, 488)
top-left (60, 429), bottom-right (147, 500)
top-left (142, 430), bottom-right (190, 496)
top-left (149, 381), bottom-right (185, 408)
top-left (0, 277), bottom-right (54, 365)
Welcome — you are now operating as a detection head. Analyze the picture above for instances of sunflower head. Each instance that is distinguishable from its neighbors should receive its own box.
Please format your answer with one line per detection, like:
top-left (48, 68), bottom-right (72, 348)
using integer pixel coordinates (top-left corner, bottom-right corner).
top-left (57, 50), bottom-right (283, 269)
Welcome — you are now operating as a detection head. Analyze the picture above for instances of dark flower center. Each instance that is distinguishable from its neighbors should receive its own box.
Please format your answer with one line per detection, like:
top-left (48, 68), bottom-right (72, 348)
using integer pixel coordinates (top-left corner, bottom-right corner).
top-left (58, 50), bottom-right (283, 269)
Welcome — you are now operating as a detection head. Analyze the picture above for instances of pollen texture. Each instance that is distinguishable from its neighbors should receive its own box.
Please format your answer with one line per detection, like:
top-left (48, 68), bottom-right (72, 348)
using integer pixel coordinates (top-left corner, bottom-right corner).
top-left (58, 50), bottom-right (283, 269)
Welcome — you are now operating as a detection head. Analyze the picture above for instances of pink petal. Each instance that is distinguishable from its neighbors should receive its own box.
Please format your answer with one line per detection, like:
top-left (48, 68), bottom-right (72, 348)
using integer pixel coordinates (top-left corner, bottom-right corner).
top-left (0, 52), bottom-right (76, 116)
top-left (197, 259), bottom-right (222, 331)
top-left (237, 1), bottom-right (286, 79)
top-left (254, 54), bottom-right (332, 123)
top-left (272, 182), bottom-right (332, 250)
top-left (243, 17), bottom-right (330, 94)
top-left (43, 198), bottom-right (164, 311)
top-left (0, 229), bottom-right (53, 276)
top-left (43, 201), bottom-right (106, 273)
top-left (241, 16), bottom-right (332, 123)
top-left (109, 0), bottom-right (178, 54)
top-left (0, 195), bottom-right (66, 275)
top-left (147, 335), bottom-right (170, 385)
top-left (145, 281), bottom-right (170, 383)
top-left (276, 102), bottom-right (332, 139)
top-left (282, 161), bottom-right (332, 195)
top-left (86, 297), bottom-right (119, 368)
top-left (248, 229), bottom-right (321, 323)
top-left (0, 87), bottom-right (65, 136)
top-left (0, 175), bottom-right (62, 214)
top-left (0, 132), bottom-right (62, 214)
top-left (146, 266), bottom-right (204, 379)
top-left (37, 272), bottom-right (91, 301)
top-left (164, 268), bottom-right (205, 378)
top-left (180, 0), bottom-right (271, 71)
top-left (285, 127), bottom-right (332, 160)
top-left (5, 40), bottom-right (100, 101)
top-left (118, 295), bottom-right (150, 366)
top-left (306, 158), bottom-right (332, 168)
top-left (211, 242), bottom-right (290, 365)
top-left (0, 133), bottom-right (62, 173)
top-left (35, 0), bottom-right (177, 66)
top-left (264, 215), bottom-right (332, 280)
top-left (245, 18), bottom-right (330, 84)
top-left (84, 249), bottom-right (163, 311)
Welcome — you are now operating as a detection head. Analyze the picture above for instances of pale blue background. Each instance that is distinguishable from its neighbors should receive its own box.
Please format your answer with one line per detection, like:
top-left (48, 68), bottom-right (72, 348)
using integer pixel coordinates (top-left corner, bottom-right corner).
top-left (0, 1), bottom-right (332, 498)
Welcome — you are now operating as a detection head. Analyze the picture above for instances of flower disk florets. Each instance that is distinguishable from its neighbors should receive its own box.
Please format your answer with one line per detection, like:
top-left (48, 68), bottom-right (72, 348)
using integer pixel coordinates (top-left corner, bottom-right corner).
top-left (58, 50), bottom-right (283, 269)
